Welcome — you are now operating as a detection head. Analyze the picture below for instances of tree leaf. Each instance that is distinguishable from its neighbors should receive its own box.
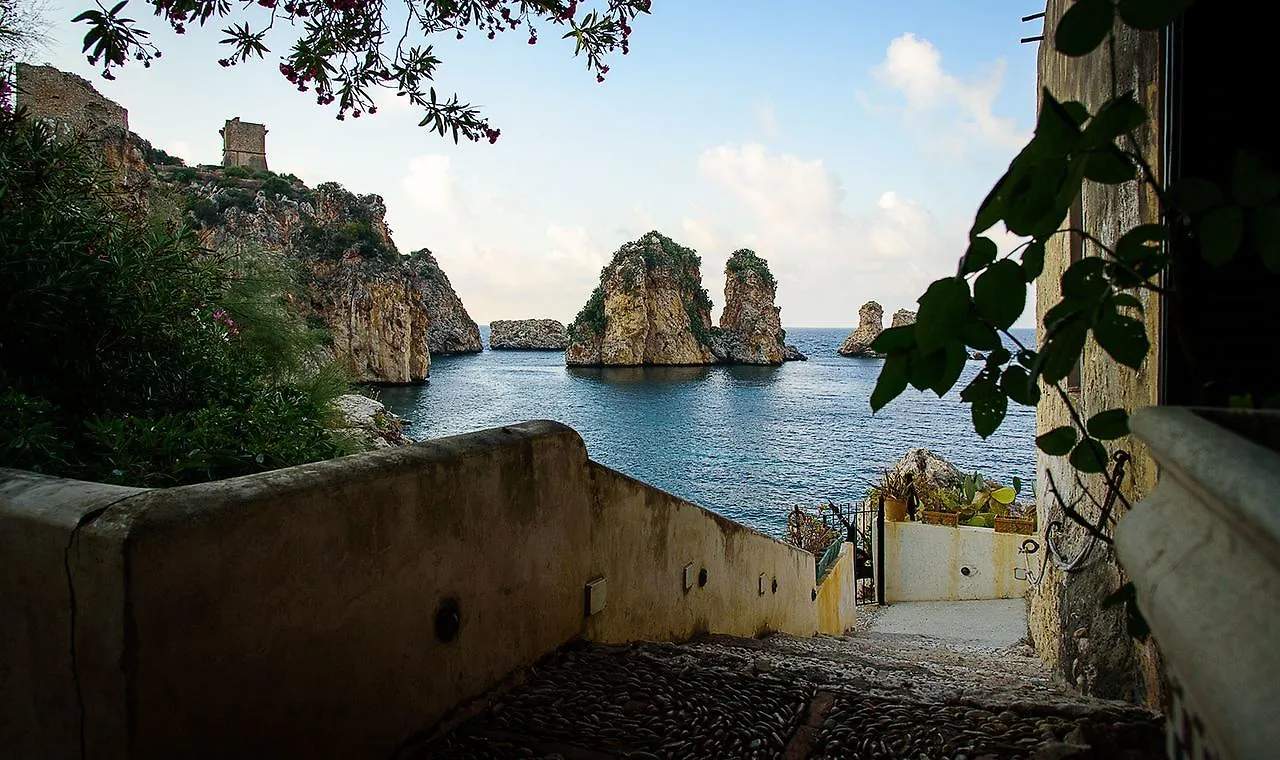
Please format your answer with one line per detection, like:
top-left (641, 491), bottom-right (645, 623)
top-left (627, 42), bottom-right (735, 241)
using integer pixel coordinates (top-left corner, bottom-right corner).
top-left (1022, 239), bottom-right (1047, 280)
top-left (869, 325), bottom-right (917, 354)
top-left (962, 319), bottom-right (1003, 351)
top-left (1094, 310), bottom-right (1148, 370)
top-left (961, 369), bottom-right (1008, 438)
top-left (974, 260), bottom-right (1027, 329)
top-left (932, 341), bottom-right (969, 398)
top-left (1069, 437), bottom-right (1108, 473)
top-left (1087, 408), bottom-right (1130, 440)
top-left (1054, 0), bottom-right (1115, 57)
top-left (915, 277), bottom-right (971, 355)
top-left (1039, 318), bottom-right (1088, 383)
top-left (1117, 0), bottom-right (1190, 29)
top-left (971, 173), bottom-right (1009, 236)
top-left (1232, 151), bottom-right (1280, 207)
top-left (1061, 257), bottom-right (1109, 305)
top-left (1001, 364), bottom-right (1042, 406)
top-left (870, 353), bottom-right (909, 412)
top-left (1036, 426), bottom-right (1078, 455)
top-left (908, 347), bottom-right (946, 392)
top-left (1110, 293), bottom-right (1145, 312)
top-left (1253, 204), bottom-right (1280, 274)
top-left (1083, 147), bottom-right (1137, 184)
top-left (1012, 476), bottom-right (1023, 495)
top-left (962, 236), bottom-right (998, 275)
top-left (1169, 177), bottom-right (1224, 215)
top-left (1115, 223), bottom-right (1166, 260)
top-left (1084, 92), bottom-right (1145, 144)
top-left (1199, 205), bottom-right (1244, 265)
top-left (992, 487), bottom-right (1017, 505)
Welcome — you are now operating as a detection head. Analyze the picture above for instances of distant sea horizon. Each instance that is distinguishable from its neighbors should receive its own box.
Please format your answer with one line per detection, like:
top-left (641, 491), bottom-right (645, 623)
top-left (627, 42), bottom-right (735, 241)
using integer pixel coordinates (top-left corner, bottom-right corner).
top-left (379, 326), bottom-right (1037, 538)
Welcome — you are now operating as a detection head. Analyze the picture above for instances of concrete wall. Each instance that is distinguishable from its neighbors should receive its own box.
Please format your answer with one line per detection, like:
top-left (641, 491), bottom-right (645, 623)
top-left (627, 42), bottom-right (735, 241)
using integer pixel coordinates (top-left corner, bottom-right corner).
top-left (1029, 0), bottom-right (1165, 705)
top-left (815, 542), bottom-right (859, 634)
top-left (0, 421), bottom-right (857, 759)
top-left (14, 63), bottom-right (129, 135)
top-left (883, 522), bottom-right (1031, 603)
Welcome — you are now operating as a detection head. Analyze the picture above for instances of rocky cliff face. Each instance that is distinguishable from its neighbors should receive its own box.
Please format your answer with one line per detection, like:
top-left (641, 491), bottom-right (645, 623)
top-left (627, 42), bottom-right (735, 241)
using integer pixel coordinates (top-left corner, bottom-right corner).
top-left (406, 249), bottom-right (482, 354)
top-left (184, 174), bottom-right (433, 383)
top-left (490, 319), bottom-right (570, 350)
top-left (838, 301), bottom-right (885, 358)
top-left (566, 232), bottom-right (717, 366)
top-left (716, 249), bottom-right (797, 365)
top-left (891, 309), bottom-right (917, 328)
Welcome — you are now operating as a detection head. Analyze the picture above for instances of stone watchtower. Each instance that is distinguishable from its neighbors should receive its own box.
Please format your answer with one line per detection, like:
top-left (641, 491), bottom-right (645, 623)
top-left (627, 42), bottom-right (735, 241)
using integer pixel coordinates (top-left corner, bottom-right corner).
top-left (220, 117), bottom-right (268, 171)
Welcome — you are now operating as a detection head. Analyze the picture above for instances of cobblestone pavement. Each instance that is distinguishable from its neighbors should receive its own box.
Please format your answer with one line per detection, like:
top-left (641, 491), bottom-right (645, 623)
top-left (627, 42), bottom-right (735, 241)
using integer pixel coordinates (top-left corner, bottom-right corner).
top-left (404, 611), bottom-right (1163, 760)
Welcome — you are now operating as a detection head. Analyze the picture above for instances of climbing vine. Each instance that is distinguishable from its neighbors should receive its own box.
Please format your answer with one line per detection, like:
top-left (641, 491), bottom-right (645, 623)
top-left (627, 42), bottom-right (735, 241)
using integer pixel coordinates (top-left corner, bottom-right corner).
top-left (871, 0), bottom-right (1278, 569)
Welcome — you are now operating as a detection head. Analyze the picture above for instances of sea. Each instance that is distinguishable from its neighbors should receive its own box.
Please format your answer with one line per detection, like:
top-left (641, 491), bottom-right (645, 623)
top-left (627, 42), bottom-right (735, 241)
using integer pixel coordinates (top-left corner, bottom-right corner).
top-left (378, 327), bottom-right (1037, 538)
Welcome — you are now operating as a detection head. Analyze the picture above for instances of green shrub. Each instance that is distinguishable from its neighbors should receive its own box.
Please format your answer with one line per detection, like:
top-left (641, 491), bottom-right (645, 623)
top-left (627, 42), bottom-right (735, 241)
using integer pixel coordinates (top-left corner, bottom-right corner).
top-left (570, 286), bottom-right (607, 339)
top-left (169, 167), bottom-right (198, 183)
top-left (223, 164), bottom-right (253, 179)
top-left (0, 110), bottom-right (352, 487)
top-left (726, 248), bottom-right (777, 288)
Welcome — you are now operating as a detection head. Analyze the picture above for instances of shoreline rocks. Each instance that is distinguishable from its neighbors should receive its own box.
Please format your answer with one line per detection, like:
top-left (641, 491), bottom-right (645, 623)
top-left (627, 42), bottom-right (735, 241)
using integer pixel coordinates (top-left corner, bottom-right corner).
top-left (838, 301), bottom-right (885, 357)
top-left (332, 394), bottom-right (413, 449)
top-left (490, 319), bottom-right (570, 350)
top-left (716, 249), bottom-right (788, 365)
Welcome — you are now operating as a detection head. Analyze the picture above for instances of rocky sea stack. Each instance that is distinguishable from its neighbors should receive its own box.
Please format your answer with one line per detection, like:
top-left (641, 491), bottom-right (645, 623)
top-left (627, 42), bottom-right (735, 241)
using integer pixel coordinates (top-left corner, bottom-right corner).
top-left (406, 249), bottom-right (482, 355)
top-left (838, 303), bottom-right (916, 358)
top-left (566, 232), bottom-right (717, 366)
top-left (490, 319), bottom-right (570, 350)
top-left (717, 249), bottom-right (805, 364)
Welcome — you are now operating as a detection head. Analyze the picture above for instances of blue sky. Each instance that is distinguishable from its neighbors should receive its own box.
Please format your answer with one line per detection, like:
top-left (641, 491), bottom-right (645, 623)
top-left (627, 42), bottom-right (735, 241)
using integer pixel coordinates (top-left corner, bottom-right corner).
top-left (34, 0), bottom-right (1040, 327)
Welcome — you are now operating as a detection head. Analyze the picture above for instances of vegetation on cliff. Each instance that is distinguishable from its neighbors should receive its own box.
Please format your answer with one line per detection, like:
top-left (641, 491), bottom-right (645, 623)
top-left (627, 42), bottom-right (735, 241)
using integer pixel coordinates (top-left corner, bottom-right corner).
top-left (725, 248), bottom-right (777, 289)
top-left (0, 111), bottom-right (356, 486)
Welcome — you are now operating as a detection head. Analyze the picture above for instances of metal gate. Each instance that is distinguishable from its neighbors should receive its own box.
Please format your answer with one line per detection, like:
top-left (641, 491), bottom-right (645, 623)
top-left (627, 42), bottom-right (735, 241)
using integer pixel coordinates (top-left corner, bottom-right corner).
top-left (821, 499), bottom-right (885, 606)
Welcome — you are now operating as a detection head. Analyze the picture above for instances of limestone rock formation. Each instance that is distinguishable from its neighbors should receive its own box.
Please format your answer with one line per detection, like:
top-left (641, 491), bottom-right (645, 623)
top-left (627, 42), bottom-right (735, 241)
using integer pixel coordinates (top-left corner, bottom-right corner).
top-left (718, 249), bottom-right (788, 365)
top-left (490, 319), bottom-right (570, 350)
top-left (566, 232), bottom-right (717, 366)
top-left (332, 394), bottom-right (413, 448)
top-left (891, 309), bottom-right (917, 328)
top-left (886, 448), bottom-right (965, 492)
top-left (838, 301), bottom-right (885, 357)
top-left (783, 344), bottom-right (808, 362)
top-left (406, 249), bottom-right (482, 354)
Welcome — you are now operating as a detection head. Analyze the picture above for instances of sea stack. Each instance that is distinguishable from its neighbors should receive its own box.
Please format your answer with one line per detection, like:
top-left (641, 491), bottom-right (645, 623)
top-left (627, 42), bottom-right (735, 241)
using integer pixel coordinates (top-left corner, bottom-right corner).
top-left (406, 249), bottom-right (483, 355)
top-left (490, 319), bottom-right (570, 350)
top-left (838, 301), bottom-right (885, 358)
top-left (565, 231), bottom-right (717, 366)
top-left (717, 249), bottom-right (804, 364)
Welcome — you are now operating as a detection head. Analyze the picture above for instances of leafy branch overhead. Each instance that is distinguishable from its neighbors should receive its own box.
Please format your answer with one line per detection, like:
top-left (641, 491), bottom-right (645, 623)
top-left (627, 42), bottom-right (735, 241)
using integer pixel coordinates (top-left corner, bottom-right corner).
top-left (870, 0), bottom-right (1279, 482)
top-left (73, 0), bottom-right (652, 141)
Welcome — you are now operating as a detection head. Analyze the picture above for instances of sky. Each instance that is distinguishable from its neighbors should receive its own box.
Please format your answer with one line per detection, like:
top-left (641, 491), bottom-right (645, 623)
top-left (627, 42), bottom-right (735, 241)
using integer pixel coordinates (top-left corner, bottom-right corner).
top-left (32, 1), bottom-right (1040, 327)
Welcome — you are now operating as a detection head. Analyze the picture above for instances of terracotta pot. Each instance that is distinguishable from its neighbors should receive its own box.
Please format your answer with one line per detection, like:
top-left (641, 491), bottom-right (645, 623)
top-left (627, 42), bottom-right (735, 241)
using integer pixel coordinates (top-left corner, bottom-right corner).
top-left (921, 510), bottom-right (958, 527)
top-left (884, 497), bottom-right (909, 522)
top-left (994, 516), bottom-right (1036, 534)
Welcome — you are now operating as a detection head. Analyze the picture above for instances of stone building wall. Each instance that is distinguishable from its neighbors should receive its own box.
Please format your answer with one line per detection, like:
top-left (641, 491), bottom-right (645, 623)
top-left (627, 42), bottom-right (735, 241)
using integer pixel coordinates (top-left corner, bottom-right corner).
top-left (221, 117), bottom-right (268, 171)
top-left (13, 63), bottom-right (128, 135)
top-left (1028, 0), bottom-right (1166, 708)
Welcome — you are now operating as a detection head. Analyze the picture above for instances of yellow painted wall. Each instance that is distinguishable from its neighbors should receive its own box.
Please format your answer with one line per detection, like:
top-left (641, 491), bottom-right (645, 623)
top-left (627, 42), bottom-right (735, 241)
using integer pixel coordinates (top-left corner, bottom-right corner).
top-left (883, 521), bottom-right (1032, 603)
top-left (815, 542), bottom-right (860, 635)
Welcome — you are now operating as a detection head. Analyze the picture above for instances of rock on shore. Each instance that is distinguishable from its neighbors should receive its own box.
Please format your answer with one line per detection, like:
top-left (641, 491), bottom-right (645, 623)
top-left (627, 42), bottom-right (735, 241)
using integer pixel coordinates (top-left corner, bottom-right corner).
top-left (716, 249), bottom-right (788, 365)
top-left (332, 394), bottom-right (413, 448)
top-left (490, 319), bottom-right (570, 350)
top-left (838, 301), bottom-right (885, 357)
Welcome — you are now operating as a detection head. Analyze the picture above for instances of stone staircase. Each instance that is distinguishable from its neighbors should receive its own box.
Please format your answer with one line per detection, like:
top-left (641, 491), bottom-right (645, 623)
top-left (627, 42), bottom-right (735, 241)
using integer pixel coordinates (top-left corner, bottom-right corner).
top-left (401, 620), bottom-right (1163, 760)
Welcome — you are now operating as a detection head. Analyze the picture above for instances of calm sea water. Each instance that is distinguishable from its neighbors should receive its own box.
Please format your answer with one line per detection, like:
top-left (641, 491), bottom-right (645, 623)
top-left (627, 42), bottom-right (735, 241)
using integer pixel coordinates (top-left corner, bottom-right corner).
top-left (378, 327), bottom-right (1036, 538)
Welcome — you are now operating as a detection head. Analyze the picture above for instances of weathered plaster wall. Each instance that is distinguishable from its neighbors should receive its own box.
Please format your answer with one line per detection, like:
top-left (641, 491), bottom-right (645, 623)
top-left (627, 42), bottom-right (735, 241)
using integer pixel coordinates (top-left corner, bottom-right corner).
top-left (1030, 0), bottom-right (1165, 706)
top-left (0, 421), bottom-right (857, 758)
top-left (815, 542), bottom-right (859, 635)
top-left (883, 522), bottom-right (1031, 603)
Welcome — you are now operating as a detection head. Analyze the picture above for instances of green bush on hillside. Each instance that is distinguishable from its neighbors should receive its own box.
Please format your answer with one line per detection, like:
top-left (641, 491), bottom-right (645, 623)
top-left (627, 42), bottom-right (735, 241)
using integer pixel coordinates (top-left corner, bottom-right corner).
top-left (0, 110), bottom-right (356, 487)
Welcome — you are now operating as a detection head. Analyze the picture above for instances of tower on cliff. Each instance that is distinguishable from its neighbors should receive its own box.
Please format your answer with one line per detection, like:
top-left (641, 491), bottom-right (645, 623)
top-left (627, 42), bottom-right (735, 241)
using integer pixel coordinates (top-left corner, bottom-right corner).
top-left (220, 117), bottom-right (268, 171)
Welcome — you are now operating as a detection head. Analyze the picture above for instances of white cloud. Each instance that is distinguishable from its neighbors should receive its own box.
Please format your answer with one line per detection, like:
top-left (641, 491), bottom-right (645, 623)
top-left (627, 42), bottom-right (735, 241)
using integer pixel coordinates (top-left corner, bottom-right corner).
top-left (874, 33), bottom-right (1027, 155)
top-left (755, 102), bottom-right (780, 137)
top-left (400, 154), bottom-right (456, 213)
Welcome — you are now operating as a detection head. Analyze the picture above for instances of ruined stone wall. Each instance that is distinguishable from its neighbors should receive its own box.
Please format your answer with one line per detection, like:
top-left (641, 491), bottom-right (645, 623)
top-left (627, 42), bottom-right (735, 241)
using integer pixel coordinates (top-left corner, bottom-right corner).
top-left (1028, 0), bottom-right (1165, 708)
top-left (14, 63), bottom-right (128, 135)
top-left (221, 117), bottom-right (268, 171)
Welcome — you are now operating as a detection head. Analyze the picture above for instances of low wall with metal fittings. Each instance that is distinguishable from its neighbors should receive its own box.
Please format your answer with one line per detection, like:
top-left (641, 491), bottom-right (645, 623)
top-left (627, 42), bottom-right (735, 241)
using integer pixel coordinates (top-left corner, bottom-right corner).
top-left (882, 520), bottom-right (1035, 603)
top-left (0, 420), bottom-right (859, 759)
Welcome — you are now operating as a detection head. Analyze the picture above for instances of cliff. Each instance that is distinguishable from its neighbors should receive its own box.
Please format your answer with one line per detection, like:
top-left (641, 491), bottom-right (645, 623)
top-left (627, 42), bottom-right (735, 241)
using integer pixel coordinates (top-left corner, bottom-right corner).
top-left (177, 172), bottom-right (431, 383)
top-left (891, 309), bottom-right (917, 328)
top-left (490, 319), bottom-right (570, 350)
top-left (566, 232), bottom-right (717, 366)
top-left (406, 249), bottom-right (483, 354)
top-left (838, 301), bottom-right (885, 358)
top-left (716, 249), bottom-right (804, 364)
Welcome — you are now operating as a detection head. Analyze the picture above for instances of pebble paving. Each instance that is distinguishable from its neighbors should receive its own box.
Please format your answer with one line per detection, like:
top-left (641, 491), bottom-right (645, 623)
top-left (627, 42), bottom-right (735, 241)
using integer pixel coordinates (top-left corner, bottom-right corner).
top-left (406, 612), bottom-right (1164, 760)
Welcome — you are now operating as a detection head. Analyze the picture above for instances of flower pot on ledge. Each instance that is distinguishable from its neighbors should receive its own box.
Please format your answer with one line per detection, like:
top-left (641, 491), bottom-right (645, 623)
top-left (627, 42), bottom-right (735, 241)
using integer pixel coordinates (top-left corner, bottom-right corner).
top-left (883, 497), bottom-right (908, 522)
top-left (1116, 407), bottom-right (1280, 760)
top-left (994, 516), bottom-right (1035, 535)
top-left (920, 510), bottom-right (958, 527)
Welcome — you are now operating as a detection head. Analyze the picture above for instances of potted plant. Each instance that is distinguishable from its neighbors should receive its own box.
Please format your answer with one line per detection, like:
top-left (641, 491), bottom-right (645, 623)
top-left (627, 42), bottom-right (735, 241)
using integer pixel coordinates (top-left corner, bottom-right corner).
top-left (868, 469), bottom-right (912, 521)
